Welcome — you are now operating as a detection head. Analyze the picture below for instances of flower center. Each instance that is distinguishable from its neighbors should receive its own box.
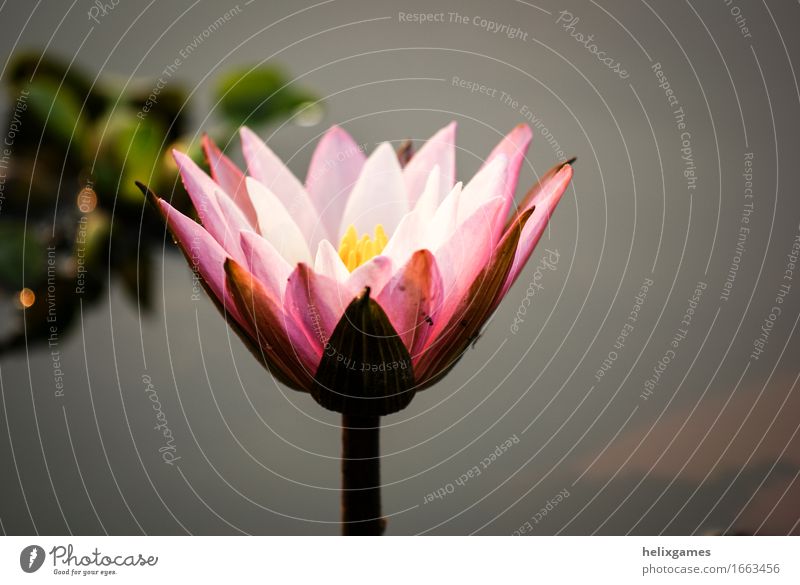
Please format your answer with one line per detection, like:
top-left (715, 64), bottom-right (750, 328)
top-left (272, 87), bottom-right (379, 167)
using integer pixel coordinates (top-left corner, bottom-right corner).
top-left (337, 224), bottom-right (388, 271)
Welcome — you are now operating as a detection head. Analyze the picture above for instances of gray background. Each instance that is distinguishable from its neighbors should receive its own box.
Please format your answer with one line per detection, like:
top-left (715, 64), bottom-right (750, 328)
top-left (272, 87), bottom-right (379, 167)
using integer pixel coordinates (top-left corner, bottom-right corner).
top-left (1, 0), bottom-right (799, 535)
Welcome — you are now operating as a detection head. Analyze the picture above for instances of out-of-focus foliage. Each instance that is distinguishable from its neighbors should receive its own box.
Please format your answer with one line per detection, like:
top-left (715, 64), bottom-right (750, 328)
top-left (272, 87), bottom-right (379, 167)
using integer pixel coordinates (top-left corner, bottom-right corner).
top-left (215, 65), bottom-right (319, 128)
top-left (0, 222), bottom-right (46, 290)
top-left (0, 52), bottom-right (321, 354)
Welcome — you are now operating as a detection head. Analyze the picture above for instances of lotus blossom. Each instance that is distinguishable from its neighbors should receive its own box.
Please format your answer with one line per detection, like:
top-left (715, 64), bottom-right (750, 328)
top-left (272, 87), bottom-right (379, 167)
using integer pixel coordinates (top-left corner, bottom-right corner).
top-left (142, 122), bottom-right (573, 408)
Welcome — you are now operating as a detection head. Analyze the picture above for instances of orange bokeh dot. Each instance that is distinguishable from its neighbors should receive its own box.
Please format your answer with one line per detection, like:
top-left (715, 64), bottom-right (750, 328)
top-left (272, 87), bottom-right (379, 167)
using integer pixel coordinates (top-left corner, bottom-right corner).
top-left (77, 187), bottom-right (97, 213)
top-left (18, 288), bottom-right (35, 308)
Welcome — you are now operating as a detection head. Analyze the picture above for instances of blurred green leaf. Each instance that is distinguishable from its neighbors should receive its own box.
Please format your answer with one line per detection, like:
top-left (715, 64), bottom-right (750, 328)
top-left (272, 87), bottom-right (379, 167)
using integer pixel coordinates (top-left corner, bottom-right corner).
top-left (1, 50), bottom-right (325, 355)
top-left (0, 221), bottom-right (46, 290)
top-left (8, 52), bottom-right (106, 118)
top-left (75, 211), bottom-right (111, 269)
top-left (214, 65), bottom-right (318, 127)
top-left (92, 108), bottom-right (169, 203)
top-left (25, 77), bottom-right (86, 144)
top-left (127, 85), bottom-right (188, 140)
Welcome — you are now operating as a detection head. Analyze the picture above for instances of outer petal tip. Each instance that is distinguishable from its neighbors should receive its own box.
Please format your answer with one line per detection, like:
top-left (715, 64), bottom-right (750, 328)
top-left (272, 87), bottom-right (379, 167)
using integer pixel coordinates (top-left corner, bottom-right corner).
top-left (135, 180), bottom-right (158, 204)
top-left (223, 256), bottom-right (237, 278)
top-left (323, 123), bottom-right (346, 138)
top-left (238, 126), bottom-right (261, 151)
top-left (557, 162), bottom-right (575, 182)
top-left (512, 122), bottom-right (532, 137)
top-left (238, 125), bottom-right (256, 139)
top-left (200, 133), bottom-right (217, 158)
top-left (155, 197), bottom-right (170, 215)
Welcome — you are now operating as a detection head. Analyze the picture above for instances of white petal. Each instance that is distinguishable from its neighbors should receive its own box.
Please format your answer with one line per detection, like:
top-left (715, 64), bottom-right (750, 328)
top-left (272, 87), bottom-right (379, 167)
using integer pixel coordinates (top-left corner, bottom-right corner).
top-left (403, 122), bottom-right (456, 208)
top-left (375, 167), bottom-right (443, 268)
top-left (381, 209), bottom-right (426, 269)
top-left (424, 181), bottom-right (462, 251)
top-left (240, 230), bottom-right (292, 300)
top-left (314, 239), bottom-right (350, 283)
top-left (246, 177), bottom-right (312, 266)
top-left (338, 142), bottom-right (408, 236)
top-left (239, 127), bottom-right (327, 245)
top-left (412, 165), bottom-right (442, 219)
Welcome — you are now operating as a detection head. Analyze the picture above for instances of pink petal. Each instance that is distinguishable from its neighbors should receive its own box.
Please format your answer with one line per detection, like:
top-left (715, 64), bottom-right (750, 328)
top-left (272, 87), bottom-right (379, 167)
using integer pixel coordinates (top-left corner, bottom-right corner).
top-left (245, 177), bottom-right (313, 266)
top-left (376, 250), bottom-right (443, 359)
top-left (224, 259), bottom-right (320, 384)
top-left (156, 198), bottom-right (240, 323)
top-left (485, 123), bottom-right (532, 204)
top-left (239, 230), bottom-right (292, 300)
top-left (483, 125), bottom-right (532, 236)
top-left (346, 255), bottom-right (394, 298)
top-left (413, 207), bottom-right (534, 388)
top-left (516, 160), bottom-right (573, 216)
top-left (285, 263), bottom-right (352, 353)
top-left (305, 125), bottom-right (366, 237)
top-left (424, 181), bottom-right (462, 251)
top-left (501, 164), bottom-right (573, 297)
top-left (239, 127), bottom-right (326, 244)
top-left (338, 142), bottom-right (408, 236)
top-left (429, 196), bottom-right (505, 344)
top-left (458, 154), bottom-right (508, 242)
top-left (403, 122), bottom-right (456, 208)
top-left (202, 135), bottom-right (258, 228)
top-left (173, 150), bottom-right (252, 261)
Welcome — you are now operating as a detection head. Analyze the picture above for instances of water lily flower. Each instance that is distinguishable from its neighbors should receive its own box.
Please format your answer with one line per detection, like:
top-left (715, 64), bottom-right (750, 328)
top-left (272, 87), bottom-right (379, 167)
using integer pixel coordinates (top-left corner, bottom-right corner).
top-left (140, 122), bottom-right (572, 410)
top-left (138, 121), bottom-right (573, 535)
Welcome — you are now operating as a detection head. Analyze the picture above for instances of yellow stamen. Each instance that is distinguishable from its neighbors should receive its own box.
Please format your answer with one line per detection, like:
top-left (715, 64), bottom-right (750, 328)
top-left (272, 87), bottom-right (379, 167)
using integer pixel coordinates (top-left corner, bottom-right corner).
top-left (375, 224), bottom-right (388, 249)
top-left (338, 224), bottom-right (389, 271)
